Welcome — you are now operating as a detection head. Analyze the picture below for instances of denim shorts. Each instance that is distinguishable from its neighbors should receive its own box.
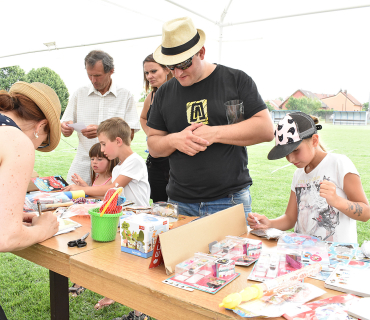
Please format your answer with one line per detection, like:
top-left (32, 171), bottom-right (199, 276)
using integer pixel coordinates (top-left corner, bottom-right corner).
top-left (168, 186), bottom-right (252, 223)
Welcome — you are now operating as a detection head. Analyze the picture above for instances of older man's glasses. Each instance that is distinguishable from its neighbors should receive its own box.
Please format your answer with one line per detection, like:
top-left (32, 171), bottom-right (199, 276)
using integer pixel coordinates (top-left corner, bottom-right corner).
top-left (167, 55), bottom-right (194, 71)
top-left (38, 134), bottom-right (50, 149)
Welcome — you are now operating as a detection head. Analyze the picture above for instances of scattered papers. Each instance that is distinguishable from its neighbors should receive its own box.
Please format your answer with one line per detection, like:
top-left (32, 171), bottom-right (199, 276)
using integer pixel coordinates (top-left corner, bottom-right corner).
top-left (67, 122), bottom-right (87, 132)
top-left (234, 283), bottom-right (325, 318)
top-left (282, 294), bottom-right (361, 320)
top-left (55, 218), bottom-right (82, 236)
top-left (347, 297), bottom-right (370, 320)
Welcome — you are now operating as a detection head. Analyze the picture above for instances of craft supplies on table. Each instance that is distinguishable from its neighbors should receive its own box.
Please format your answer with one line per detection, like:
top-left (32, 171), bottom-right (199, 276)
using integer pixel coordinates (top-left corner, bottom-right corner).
top-left (220, 263), bottom-right (322, 309)
top-left (282, 294), bottom-right (361, 320)
top-left (250, 227), bottom-right (285, 240)
top-left (209, 236), bottom-right (262, 266)
top-left (234, 283), bottom-right (326, 318)
top-left (324, 263), bottom-right (370, 296)
top-left (170, 254), bottom-right (240, 294)
top-left (120, 213), bottom-right (169, 258)
top-left (31, 175), bottom-right (68, 192)
top-left (151, 202), bottom-right (178, 222)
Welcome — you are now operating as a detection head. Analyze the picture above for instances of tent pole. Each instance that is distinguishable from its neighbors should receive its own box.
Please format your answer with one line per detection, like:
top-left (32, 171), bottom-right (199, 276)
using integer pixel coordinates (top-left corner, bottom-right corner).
top-left (221, 4), bottom-right (370, 27)
top-left (218, 0), bottom-right (233, 64)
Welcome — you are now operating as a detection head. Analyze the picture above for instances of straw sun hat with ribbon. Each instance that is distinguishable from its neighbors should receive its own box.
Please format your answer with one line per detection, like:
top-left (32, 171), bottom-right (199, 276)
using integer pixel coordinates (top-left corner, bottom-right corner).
top-left (154, 17), bottom-right (206, 66)
top-left (9, 82), bottom-right (61, 152)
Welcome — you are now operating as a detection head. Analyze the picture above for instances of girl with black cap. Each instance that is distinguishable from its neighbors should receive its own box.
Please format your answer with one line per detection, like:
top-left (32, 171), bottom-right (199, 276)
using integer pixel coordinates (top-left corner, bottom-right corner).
top-left (247, 112), bottom-right (369, 243)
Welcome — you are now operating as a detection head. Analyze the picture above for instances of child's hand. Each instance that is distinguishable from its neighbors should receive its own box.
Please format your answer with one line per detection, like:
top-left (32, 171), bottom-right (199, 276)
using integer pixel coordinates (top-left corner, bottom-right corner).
top-left (247, 212), bottom-right (271, 229)
top-left (63, 184), bottom-right (84, 192)
top-left (71, 174), bottom-right (88, 187)
top-left (320, 180), bottom-right (338, 207)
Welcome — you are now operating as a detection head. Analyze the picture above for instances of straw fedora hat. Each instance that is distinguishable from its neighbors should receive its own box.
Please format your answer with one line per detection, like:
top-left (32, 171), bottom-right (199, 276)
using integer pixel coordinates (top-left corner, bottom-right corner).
top-left (9, 82), bottom-right (61, 152)
top-left (153, 17), bottom-right (206, 65)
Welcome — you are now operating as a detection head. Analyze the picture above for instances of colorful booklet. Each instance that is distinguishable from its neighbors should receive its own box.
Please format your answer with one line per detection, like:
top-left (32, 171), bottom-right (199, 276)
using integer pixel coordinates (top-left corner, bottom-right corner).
top-left (282, 294), bottom-right (361, 320)
top-left (31, 175), bottom-right (68, 192)
top-left (168, 272), bottom-right (240, 294)
top-left (324, 263), bottom-right (370, 297)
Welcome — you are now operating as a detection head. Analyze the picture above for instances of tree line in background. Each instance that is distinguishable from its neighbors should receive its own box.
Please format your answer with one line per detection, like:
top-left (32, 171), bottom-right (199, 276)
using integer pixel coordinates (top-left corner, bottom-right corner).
top-left (0, 66), bottom-right (69, 116)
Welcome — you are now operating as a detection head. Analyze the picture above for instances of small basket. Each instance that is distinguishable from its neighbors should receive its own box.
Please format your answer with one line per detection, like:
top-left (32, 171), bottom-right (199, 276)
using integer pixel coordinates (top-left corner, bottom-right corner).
top-left (88, 207), bottom-right (123, 242)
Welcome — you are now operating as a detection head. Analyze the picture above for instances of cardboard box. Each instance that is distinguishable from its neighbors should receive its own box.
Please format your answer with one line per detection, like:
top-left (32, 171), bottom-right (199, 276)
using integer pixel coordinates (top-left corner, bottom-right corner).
top-left (120, 213), bottom-right (169, 258)
top-left (215, 258), bottom-right (235, 278)
top-left (159, 204), bottom-right (247, 274)
top-left (27, 170), bottom-right (39, 192)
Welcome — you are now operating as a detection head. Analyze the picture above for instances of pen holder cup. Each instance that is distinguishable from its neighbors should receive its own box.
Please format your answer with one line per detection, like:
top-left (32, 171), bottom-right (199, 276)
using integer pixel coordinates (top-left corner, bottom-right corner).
top-left (88, 208), bottom-right (123, 242)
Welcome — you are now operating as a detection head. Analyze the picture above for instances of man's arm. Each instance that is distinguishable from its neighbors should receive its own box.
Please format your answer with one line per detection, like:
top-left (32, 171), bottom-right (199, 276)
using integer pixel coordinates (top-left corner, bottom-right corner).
top-left (61, 91), bottom-right (77, 137)
top-left (192, 109), bottom-right (274, 146)
top-left (147, 123), bottom-right (209, 157)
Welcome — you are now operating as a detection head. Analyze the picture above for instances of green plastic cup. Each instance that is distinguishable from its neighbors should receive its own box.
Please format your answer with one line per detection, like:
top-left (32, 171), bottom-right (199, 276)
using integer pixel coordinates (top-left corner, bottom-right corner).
top-left (88, 207), bottom-right (123, 242)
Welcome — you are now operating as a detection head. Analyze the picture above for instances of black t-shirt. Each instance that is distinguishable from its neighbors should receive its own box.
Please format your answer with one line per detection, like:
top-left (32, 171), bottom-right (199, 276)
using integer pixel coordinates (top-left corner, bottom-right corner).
top-left (147, 64), bottom-right (266, 203)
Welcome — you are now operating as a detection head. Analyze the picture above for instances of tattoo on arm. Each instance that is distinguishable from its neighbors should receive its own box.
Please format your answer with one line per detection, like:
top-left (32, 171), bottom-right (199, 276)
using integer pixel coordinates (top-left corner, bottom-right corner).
top-left (346, 201), bottom-right (363, 217)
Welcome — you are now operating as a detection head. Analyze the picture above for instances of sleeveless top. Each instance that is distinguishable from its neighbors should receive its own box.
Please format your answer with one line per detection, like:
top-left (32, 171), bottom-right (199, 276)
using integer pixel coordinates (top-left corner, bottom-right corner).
top-left (92, 175), bottom-right (112, 186)
top-left (0, 113), bottom-right (21, 130)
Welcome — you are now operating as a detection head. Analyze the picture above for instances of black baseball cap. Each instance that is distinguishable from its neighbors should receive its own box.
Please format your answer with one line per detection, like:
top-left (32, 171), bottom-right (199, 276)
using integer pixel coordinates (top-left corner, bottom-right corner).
top-left (268, 112), bottom-right (322, 160)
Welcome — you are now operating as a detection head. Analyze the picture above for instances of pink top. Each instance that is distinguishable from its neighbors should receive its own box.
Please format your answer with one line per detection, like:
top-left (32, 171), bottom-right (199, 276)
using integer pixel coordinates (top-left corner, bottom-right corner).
top-left (92, 175), bottom-right (112, 186)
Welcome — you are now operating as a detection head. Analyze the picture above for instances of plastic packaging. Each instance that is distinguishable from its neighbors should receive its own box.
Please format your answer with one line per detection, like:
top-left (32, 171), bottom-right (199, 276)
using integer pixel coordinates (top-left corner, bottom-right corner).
top-left (151, 202), bottom-right (178, 222)
top-left (219, 263), bottom-right (322, 309)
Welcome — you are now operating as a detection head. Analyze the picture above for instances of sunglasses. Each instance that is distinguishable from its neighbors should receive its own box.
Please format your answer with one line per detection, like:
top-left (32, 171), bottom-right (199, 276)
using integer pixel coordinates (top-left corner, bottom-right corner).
top-left (38, 134), bottom-right (50, 149)
top-left (167, 55), bottom-right (194, 71)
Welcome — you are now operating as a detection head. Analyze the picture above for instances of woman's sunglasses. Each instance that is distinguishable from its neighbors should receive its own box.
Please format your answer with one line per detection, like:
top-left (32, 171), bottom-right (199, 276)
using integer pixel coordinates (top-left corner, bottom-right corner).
top-left (38, 134), bottom-right (50, 149)
top-left (167, 55), bottom-right (194, 71)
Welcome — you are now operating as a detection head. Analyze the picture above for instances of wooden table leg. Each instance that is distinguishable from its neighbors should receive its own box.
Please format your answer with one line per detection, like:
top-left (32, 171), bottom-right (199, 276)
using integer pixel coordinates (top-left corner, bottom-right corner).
top-left (49, 270), bottom-right (69, 320)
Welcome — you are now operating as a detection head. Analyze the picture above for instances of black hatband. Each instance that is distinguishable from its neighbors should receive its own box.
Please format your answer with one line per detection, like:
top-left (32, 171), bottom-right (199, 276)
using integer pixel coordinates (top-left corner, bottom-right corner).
top-left (161, 32), bottom-right (200, 56)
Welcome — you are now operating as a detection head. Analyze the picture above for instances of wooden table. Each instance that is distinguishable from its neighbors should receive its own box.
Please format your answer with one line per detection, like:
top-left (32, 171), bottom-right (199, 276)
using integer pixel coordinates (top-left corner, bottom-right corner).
top-left (14, 216), bottom-right (341, 320)
top-left (13, 216), bottom-right (110, 320)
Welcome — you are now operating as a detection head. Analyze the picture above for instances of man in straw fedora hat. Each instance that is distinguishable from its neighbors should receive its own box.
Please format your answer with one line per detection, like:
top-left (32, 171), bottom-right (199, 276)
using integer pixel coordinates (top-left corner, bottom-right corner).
top-left (147, 17), bottom-right (274, 219)
top-left (61, 50), bottom-right (140, 186)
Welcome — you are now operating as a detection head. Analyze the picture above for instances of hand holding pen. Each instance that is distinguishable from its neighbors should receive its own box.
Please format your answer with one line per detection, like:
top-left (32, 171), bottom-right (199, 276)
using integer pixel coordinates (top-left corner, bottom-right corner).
top-left (247, 212), bottom-right (271, 230)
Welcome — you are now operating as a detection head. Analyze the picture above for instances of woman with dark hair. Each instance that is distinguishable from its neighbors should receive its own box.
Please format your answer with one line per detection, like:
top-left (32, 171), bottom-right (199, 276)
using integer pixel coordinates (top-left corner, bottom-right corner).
top-left (140, 53), bottom-right (173, 203)
top-left (0, 82), bottom-right (61, 320)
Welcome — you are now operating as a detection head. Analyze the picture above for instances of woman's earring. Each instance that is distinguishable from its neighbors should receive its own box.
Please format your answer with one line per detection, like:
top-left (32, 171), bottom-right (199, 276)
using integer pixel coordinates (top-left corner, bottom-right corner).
top-left (34, 132), bottom-right (39, 139)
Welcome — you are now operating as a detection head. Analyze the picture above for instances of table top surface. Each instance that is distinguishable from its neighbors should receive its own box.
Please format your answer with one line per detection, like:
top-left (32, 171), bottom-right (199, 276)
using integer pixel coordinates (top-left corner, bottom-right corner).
top-left (14, 214), bottom-right (343, 320)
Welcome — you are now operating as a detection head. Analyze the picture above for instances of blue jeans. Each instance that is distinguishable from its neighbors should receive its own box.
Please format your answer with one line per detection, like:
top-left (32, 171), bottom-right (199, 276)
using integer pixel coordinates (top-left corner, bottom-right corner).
top-left (168, 186), bottom-right (252, 223)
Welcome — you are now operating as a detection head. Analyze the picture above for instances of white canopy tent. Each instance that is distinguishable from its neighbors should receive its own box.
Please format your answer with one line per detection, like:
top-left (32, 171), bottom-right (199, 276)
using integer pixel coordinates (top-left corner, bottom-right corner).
top-left (1, 0), bottom-right (369, 104)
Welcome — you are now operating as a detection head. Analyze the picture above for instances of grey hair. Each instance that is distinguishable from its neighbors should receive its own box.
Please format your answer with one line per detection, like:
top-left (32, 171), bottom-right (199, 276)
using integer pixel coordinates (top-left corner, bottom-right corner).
top-left (84, 50), bottom-right (114, 73)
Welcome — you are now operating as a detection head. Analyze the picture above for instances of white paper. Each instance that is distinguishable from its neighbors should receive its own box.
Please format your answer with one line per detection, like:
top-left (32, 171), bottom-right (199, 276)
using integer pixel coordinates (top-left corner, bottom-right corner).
top-left (67, 122), bottom-right (87, 132)
top-left (54, 218), bottom-right (82, 236)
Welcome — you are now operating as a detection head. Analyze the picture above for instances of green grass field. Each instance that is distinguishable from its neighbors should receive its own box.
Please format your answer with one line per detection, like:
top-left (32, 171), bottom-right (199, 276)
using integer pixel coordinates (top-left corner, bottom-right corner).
top-left (1, 124), bottom-right (369, 319)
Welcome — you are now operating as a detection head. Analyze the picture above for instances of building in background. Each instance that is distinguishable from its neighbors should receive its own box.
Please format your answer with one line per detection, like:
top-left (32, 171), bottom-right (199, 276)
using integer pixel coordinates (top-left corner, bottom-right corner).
top-left (279, 89), bottom-right (331, 110)
top-left (321, 90), bottom-right (363, 111)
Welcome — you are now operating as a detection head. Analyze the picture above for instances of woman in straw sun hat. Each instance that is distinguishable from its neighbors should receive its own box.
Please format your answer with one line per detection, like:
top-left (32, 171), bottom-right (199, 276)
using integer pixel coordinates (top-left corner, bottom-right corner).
top-left (0, 81), bottom-right (61, 319)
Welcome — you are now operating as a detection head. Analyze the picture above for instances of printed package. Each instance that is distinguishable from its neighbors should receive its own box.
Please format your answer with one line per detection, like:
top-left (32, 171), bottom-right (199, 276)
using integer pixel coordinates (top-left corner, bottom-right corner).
top-left (120, 213), bottom-right (169, 258)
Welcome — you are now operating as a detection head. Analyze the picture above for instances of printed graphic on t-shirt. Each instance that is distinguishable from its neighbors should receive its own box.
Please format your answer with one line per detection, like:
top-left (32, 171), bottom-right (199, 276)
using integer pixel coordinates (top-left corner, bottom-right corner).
top-left (295, 176), bottom-right (340, 241)
top-left (186, 99), bottom-right (208, 124)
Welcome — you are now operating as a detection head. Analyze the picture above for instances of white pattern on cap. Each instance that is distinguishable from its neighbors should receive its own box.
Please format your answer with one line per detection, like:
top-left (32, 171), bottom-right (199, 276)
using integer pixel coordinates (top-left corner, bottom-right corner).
top-left (275, 114), bottom-right (300, 146)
